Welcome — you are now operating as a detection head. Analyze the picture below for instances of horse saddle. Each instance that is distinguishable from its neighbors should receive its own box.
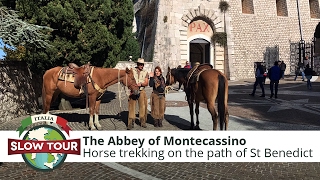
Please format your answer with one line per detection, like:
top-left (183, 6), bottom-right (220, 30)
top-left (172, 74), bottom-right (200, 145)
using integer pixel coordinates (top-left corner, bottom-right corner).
top-left (58, 63), bottom-right (93, 95)
top-left (186, 63), bottom-right (213, 86)
top-left (58, 63), bottom-right (91, 82)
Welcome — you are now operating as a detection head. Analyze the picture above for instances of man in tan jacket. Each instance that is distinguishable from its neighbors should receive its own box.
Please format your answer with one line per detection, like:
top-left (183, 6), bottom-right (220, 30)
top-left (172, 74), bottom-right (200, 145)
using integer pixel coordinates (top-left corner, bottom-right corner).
top-left (127, 58), bottom-right (149, 129)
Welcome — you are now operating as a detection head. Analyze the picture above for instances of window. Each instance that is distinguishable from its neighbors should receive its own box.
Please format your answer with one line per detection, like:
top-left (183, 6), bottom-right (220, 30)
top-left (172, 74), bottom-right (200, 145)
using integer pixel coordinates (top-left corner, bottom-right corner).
top-left (276, 0), bottom-right (288, 16)
top-left (242, 0), bottom-right (254, 14)
top-left (309, 0), bottom-right (320, 19)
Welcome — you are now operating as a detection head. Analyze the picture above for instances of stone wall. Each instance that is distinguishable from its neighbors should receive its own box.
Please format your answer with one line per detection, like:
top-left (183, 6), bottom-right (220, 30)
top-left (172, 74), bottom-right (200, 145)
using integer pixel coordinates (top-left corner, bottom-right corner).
top-left (229, 0), bottom-right (319, 79)
top-left (0, 61), bottom-right (40, 123)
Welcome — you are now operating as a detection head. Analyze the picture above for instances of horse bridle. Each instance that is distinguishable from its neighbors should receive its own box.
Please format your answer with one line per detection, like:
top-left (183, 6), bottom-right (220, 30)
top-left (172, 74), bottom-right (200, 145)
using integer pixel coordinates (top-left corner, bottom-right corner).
top-left (117, 70), bottom-right (137, 93)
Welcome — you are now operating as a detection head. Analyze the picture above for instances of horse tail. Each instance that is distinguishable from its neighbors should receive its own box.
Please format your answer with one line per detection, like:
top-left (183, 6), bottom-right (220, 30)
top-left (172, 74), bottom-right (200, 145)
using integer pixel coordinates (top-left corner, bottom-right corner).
top-left (217, 73), bottom-right (226, 130)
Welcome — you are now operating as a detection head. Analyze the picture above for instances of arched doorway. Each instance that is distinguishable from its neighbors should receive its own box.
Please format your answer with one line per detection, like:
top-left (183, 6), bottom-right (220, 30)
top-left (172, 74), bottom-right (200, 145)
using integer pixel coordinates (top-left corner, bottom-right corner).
top-left (189, 38), bottom-right (210, 67)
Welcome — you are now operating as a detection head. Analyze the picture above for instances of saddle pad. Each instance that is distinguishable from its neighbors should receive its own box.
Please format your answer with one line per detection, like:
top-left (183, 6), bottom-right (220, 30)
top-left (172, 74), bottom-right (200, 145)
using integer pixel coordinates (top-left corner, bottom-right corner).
top-left (58, 68), bottom-right (75, 82)
top-left (57, 67), bottom-right (93, 83)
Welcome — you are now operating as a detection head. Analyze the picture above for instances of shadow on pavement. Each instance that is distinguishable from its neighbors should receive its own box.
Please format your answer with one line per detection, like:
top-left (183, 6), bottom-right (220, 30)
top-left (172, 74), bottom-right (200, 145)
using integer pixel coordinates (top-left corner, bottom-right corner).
top-left (50, 91), bottom-right (116, 109)
top-left (164, 114), bottom-right (198, 130)
top-left (53, 112), bottom-right (122, 130)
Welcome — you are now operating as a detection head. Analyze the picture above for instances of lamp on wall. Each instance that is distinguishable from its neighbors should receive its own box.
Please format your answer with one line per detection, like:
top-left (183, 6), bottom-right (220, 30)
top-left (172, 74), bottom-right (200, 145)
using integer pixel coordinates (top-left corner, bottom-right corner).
top-left (129, 55), bottom-right (132, 61)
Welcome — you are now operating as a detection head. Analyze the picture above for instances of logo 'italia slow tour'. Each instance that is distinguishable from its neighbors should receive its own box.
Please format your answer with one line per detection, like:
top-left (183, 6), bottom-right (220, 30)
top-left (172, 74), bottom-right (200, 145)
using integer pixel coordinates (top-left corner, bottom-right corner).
top-left (7, 114), bottom-right (81, 171)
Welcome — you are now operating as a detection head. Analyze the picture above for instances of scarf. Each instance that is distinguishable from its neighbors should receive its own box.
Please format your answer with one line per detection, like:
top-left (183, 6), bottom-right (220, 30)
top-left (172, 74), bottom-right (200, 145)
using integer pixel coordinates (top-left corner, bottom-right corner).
top-left (154, 75), bottom-right (165, 90)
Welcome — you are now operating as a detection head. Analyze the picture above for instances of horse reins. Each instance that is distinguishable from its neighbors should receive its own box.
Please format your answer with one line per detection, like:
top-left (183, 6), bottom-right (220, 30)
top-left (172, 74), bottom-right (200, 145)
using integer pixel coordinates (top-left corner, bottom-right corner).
top-left (117, 69), bottom-right (131, 117)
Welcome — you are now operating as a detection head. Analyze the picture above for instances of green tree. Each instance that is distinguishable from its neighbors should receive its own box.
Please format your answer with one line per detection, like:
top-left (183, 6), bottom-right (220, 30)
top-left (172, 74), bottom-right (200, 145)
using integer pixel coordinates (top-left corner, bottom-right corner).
top-left (3, 45), bottom-right (26, 61)
top-left (0, 6), bottom-right (53, 54)
top-left (1, 0), bottom-right (140, 73)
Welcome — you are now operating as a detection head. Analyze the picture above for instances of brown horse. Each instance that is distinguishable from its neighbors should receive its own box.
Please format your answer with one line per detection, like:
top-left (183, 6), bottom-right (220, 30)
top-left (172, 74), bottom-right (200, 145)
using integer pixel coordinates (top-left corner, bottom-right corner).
top-left (42, 63), bottom-right (139, 130)
top-left (166, 64), bottom-right (229, 130)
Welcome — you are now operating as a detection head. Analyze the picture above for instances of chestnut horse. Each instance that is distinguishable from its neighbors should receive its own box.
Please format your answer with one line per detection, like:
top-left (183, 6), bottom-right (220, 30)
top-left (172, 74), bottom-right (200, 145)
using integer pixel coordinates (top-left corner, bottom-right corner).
top-left (42, 63), bottom-right (139, 130)
top-left (166, 64), bottom-right (229, 130)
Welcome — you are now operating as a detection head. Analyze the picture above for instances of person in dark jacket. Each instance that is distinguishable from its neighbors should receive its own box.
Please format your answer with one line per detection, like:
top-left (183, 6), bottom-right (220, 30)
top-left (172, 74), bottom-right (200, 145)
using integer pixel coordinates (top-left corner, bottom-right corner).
top-left (280, 61), bottom-right (286, 79)
top-left (249, 62), bottom-right (265, 97)
top-left (149, 66), bottom-right (166, 127)
top-left (268, 61), bottom-right (282, 98)
top-left (304, 64), bottom-right (313, 90)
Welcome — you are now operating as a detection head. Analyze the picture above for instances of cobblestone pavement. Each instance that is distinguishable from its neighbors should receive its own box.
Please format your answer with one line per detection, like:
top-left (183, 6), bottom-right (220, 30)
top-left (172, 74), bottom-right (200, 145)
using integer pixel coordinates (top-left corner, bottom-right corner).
top-left (227, 76), bottom-right (320, 126)
top-left (1, 76), bottom-right (320, 179)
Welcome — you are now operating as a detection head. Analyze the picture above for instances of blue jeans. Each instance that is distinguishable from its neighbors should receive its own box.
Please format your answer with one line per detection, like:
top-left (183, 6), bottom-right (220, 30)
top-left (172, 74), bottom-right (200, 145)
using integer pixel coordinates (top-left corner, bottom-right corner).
top-left (306, 75), bottom-right (312, 89)
top-left (270, 80), bottom-right (279, 96)
top-left (252, 77), bottom-right (265, 95)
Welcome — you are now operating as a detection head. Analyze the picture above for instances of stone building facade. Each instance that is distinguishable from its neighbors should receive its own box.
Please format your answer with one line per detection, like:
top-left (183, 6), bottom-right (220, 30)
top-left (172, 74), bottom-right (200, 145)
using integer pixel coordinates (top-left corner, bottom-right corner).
top-left (137, 0), bottom-right (320, 80)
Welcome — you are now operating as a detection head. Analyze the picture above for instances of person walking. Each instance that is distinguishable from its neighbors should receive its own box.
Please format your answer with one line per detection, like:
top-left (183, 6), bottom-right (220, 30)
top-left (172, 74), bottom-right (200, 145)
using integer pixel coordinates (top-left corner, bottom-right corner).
top-left (149, 66), bottom-right (166, 127)
top-left (300, 65), bottom-right (305, 81)
top-left (304, 64), bottom-right (313, 90)
top-left (268, 61), bottom-right (281, 98)
top-left (127, 58), bottom-right (149, 129)
top-left (294, 66), bottom-right (300, 81)
top-left (249, 62), bottom-right (265, 97)
top-left (280, 61), bottom-right (286, 79)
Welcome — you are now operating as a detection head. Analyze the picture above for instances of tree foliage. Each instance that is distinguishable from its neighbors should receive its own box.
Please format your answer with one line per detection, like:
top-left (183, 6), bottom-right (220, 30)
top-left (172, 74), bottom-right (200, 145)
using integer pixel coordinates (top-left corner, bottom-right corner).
top-left (3, 45), bottom-right (26, 61)
top-left (211, 32), bottom-right (227, 47)
top-left (219, 0), bottom-right (230, 13)
top-left (1, 0), bottom-right (140, 73)
top-left (0, 6), bottom-right (53, 48)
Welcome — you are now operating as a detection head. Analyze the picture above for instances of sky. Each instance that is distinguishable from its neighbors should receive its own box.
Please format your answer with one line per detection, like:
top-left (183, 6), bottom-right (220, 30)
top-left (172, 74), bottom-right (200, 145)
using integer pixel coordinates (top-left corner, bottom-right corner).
top-left (0, 39), bottom-right (16, 59)
top-left (0, 39), bottom-right (6, 59)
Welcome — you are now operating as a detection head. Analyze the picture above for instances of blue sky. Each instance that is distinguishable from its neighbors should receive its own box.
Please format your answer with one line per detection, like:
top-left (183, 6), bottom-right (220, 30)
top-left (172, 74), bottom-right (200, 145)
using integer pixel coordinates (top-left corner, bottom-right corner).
top-left (0, 39), bottom-right (16, 59)
top-left (0, 39), bottom-right (6, 59)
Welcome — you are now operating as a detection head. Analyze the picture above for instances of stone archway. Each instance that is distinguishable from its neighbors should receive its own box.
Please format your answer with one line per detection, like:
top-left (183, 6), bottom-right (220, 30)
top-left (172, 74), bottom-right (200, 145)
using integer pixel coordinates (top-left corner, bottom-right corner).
top-left (179, 4), bottom-right (223, 70)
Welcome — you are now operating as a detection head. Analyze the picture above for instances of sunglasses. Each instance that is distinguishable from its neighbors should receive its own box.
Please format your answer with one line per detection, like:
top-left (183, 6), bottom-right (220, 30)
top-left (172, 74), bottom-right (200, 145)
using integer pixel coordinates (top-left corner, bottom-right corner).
top-left (138, 63), bottom-right (144, 66)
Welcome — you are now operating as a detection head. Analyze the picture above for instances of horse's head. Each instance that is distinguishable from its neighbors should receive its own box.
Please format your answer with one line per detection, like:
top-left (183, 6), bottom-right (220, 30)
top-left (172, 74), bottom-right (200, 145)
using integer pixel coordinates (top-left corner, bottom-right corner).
top-left (120, 68), bottom-right (140, 95)
top-left (71, 62), bottom-right (90, 89)
top-left (166, 66), bottom-right (176, 86)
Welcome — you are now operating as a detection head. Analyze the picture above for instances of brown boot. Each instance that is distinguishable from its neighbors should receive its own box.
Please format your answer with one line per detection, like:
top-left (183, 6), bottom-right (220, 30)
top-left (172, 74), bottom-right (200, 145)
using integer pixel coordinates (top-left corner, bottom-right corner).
top-left (127, 118), bottom-right (134, 130)
top-left (140, 118), bottom-right (147, 128)
top-left (154, 119), bottom-right (159, 127)
top-left (158, 119), bottom-right (163, 127)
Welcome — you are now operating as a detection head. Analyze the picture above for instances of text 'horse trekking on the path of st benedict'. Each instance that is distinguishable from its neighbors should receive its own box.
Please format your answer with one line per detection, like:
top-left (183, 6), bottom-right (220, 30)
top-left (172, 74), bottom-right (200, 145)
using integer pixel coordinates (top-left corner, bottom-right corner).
top-left (42, 62), bottom-right (139, 130)
top-left (166, 64), bottom-right (229, 130)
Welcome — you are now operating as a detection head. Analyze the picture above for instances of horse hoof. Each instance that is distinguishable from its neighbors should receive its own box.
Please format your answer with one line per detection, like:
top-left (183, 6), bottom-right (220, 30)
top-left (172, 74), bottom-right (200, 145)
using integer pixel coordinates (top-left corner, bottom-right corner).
top-left (89, 125), bottom-right (96, 130)
top-left (95, 124), bottom-right (102, 130)
top-left (194, 125), bottom-right (200, 130)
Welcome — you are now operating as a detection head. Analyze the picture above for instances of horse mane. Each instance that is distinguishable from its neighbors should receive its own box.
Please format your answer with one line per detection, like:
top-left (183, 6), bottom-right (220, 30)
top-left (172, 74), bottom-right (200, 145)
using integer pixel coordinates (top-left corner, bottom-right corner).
top-left (173, 68), bottom-right (190, 77)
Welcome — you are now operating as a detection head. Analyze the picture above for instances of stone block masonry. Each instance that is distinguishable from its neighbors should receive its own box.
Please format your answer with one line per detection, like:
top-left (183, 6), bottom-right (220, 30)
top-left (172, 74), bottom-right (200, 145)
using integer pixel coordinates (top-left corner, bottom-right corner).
top-left (0, 61), bottom-right (39, 123)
